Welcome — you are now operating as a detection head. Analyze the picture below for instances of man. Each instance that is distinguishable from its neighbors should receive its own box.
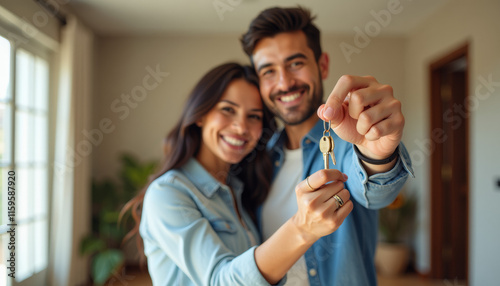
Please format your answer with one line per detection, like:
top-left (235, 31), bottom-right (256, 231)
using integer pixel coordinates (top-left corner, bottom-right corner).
top-left (241, 7), bottom-right (414, 285)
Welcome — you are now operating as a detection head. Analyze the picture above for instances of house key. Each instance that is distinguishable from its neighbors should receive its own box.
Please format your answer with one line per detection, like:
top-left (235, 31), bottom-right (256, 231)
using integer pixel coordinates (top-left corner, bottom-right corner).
top-left (319, 120), bottom-right (336, 169)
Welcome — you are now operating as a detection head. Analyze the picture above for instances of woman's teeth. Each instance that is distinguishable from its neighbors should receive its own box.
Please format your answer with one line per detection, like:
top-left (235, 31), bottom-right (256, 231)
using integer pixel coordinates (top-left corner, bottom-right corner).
top-left (223, 136), bottom-right (244, 146)
top-left (280, 93), bottom-right (301, 103)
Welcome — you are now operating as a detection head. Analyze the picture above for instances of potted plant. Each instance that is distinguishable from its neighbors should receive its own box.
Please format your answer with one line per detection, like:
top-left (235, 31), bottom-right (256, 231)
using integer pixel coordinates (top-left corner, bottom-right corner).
top-left (80, 153), bottom-right (157, 285)
top-left (375, 191), bottom-right (417, 276)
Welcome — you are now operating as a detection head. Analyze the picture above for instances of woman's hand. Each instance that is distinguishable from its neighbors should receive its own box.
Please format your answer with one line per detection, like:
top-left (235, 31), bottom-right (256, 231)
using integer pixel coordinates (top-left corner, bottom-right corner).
top-left (291, 169), bottom-right (353, 243)
top-left (254, 169), bottom-right (353, 284)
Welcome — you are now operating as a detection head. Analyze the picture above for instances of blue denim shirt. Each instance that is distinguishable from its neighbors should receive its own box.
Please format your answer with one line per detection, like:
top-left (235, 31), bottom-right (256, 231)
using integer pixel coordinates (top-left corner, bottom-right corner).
top-left (140, 158), bottom-right (286, 286)
top-left (265, 119), bottom-right (414, 286)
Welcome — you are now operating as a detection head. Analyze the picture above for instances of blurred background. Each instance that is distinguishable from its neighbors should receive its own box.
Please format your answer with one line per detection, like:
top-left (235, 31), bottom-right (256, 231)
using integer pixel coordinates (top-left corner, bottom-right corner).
top-left (0, 0), bottom-right (499, 285)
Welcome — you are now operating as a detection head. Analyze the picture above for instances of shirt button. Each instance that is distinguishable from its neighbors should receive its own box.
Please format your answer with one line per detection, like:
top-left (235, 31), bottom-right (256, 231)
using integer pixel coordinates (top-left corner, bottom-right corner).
top-left (275, 161), bottom-right (280, 167)
top-left (309, 269), bottom-right (317, 277)
top-left (305, 139), bottom-right (311, 145)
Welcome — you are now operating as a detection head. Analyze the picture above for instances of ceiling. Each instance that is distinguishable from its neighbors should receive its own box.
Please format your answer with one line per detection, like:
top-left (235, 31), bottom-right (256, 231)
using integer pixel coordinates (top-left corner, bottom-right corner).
top-left (67, 0), bottom-right (451, 36)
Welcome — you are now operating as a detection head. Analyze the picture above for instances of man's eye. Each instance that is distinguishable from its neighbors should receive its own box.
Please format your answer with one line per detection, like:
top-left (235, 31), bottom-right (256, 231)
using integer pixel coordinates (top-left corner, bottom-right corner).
top-left (261, 69), bottom-right (274, 77)
top-left (290, 61), bottom-right (304, 69)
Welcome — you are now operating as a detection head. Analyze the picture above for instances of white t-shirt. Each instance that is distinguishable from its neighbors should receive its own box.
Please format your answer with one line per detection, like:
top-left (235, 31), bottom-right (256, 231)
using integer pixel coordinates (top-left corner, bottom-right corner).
top-left (261, 147), bottom-right (310, 286)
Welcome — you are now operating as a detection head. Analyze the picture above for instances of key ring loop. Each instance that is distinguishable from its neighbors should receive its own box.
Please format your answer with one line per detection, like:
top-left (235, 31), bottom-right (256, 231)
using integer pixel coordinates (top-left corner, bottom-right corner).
top-left (323, 120), bottom-right (331, 136)
top-left (323, 120), bottom-right (331, 132)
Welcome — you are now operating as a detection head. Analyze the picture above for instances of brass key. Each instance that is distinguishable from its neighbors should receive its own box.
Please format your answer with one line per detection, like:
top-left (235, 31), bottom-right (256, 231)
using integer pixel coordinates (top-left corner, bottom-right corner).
top-left (319, 135), bottom-right (332, 169)
top-left (329, 137), bottom-right (336, 166)
top-left (319, 120), bottom-right (336, 169)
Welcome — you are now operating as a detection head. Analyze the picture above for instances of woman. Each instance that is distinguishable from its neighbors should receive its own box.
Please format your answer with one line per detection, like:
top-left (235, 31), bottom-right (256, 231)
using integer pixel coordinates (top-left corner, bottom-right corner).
top-left (122, 63), bottom-right (352, 285)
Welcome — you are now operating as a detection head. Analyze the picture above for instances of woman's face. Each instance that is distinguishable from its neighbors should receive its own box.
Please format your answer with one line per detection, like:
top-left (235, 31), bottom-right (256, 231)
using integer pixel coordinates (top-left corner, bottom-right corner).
top-left (196, 79), bottom-right (264, 169)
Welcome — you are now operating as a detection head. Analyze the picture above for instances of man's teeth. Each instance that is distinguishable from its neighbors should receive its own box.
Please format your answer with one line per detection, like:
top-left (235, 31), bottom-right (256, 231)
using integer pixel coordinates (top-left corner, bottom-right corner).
top-left (223, 136), bottom-right (244, 146)
top-left (280, 93), bottom-right (301, 103)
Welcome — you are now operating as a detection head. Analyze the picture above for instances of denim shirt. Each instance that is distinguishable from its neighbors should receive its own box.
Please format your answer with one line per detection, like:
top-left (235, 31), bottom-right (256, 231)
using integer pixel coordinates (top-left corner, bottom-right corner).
top-left (140, 158), bottom-right (286, 286)
top-left (265, 120), bottom-right (414, 286)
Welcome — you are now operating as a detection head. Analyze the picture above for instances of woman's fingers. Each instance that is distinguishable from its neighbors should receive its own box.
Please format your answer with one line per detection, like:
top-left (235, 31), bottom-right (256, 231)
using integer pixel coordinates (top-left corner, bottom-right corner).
top-left (298, 169), bottom-right (347, 193)
top-left (293, 169), bottom-right (354, 240)
top-left (324, 188), bottom-right (350, 206)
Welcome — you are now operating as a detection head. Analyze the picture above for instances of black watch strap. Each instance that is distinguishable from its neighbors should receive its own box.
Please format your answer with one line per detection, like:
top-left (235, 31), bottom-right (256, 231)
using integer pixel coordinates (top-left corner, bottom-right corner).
top-left (353, 145), bottom-right (399, 165)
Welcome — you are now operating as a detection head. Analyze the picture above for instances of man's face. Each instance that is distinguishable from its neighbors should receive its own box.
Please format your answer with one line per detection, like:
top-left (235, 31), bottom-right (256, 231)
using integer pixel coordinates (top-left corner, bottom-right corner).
top-left (252, 31), bottom-right (327, 125)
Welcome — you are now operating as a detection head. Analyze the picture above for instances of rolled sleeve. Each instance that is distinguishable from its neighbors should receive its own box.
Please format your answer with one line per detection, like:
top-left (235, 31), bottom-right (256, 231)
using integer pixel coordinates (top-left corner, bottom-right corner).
top-left (352, 142), bottom-right (414, 209)
top-left (212, 246), bottom-right (287, 286)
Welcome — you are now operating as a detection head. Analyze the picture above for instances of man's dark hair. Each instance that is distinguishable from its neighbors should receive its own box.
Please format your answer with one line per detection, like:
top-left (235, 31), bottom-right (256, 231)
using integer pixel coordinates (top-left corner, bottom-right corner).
top-left (240, 6), bottom-right (322, 63)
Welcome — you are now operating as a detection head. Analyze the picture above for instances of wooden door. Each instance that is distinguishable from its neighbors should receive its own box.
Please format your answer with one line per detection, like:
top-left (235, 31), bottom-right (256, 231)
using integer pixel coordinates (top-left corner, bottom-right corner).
top-left (429, 44), bottom-right (469, 282)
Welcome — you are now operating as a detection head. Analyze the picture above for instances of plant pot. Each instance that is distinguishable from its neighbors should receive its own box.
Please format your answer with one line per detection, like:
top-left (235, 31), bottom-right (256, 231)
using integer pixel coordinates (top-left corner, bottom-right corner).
top-left (375, 242), bottom-right (410, 277)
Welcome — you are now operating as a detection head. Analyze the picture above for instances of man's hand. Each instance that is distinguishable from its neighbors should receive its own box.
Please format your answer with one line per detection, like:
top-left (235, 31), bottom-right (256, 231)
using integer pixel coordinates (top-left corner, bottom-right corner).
top-left (317, 75), bottom-right (404, 165)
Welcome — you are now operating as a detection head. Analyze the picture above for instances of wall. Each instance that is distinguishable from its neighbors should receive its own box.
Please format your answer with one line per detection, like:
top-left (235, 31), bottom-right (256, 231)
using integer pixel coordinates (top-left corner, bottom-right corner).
top-left (0, 0), bottom-right (61, 44)
top-left (91, 34), bottom-right (406, 180)
top-left (404, 0), bottom-right (500, 284)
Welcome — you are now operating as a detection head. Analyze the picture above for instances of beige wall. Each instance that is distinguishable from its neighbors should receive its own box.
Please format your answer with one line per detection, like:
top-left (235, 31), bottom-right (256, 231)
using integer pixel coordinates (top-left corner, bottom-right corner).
top-left (404, 0), bottom-right (500, 284)
top-left (0, 0), bottom-right (61, 43)
top-left (91, 34), bottom-right (405, 180)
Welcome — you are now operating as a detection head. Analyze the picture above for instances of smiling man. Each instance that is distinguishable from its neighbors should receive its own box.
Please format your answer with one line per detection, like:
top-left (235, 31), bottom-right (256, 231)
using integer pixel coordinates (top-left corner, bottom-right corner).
top-left (241, 7), bottom-right (414, 286)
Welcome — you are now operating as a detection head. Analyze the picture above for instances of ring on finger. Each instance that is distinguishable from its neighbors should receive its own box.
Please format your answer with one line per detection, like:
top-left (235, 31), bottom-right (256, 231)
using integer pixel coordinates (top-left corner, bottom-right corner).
top-left (306, 176), bottom-right (314, 191)
top-left (333, 194), bottom-right (344, 208)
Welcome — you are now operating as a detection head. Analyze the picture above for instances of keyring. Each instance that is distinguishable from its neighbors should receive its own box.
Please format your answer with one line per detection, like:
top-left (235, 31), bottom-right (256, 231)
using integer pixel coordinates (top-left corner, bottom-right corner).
top-left (323, 120), bottom-right (331, 136)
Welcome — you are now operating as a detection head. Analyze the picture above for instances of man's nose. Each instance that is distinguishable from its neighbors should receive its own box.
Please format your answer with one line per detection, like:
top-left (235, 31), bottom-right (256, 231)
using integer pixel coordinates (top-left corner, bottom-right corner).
top-left (276, 68), bottom-right (295, 93)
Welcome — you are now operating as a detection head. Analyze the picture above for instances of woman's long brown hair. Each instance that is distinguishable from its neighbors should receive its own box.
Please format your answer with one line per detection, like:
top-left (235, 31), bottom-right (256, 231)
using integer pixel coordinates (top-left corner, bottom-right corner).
top-left (120, 62), bottom-right (276, 259)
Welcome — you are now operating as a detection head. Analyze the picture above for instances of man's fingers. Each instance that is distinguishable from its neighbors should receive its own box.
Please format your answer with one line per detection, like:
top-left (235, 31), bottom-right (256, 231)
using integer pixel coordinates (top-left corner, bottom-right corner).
top-left (347, 85), bottom-right (391, 120)
top-left (299, 169), bottom-right (347, 192)
top-left (320, 75), bottom-right (375, 125)
top-left (355, 100), bottom-right (393, 135)
top-left (356, 99), bottom-right (404, 140)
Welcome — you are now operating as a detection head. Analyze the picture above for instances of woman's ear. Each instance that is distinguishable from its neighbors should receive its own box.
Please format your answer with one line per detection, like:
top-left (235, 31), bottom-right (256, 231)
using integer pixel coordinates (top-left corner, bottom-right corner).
top-left (195, 117), bottom-right (204, 127)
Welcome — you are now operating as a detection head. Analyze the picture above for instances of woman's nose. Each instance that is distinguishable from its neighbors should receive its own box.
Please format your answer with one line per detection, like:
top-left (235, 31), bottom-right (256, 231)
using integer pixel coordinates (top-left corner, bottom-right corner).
top-left (232, 116), bottom-right (249, 135)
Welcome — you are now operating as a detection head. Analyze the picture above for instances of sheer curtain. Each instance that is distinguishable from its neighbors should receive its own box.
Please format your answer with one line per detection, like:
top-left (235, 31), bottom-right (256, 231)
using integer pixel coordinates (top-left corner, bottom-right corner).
top-left (49, 15), bottom-right (93, 286)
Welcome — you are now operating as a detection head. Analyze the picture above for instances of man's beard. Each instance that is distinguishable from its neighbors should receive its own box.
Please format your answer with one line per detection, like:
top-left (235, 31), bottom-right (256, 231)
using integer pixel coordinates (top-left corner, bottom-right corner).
top-left (269, 80), bottom-right (324, 126)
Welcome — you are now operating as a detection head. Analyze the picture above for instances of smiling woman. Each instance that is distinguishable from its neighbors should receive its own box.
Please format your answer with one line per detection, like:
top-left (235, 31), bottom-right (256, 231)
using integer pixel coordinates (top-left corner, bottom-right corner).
top-left (196, 79), bottom-right (264, 168)
top-left (120, 62), bottom-right (278, 285)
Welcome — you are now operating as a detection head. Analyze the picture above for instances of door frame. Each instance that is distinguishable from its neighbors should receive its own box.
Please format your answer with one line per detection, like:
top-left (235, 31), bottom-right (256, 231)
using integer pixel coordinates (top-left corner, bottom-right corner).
top-left (428, 43), bottom-right (470, 281)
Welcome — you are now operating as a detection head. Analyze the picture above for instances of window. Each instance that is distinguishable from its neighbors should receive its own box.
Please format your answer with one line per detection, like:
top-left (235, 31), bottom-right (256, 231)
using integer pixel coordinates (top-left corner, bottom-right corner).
top-left (0, 29), bottom-right (51, 286)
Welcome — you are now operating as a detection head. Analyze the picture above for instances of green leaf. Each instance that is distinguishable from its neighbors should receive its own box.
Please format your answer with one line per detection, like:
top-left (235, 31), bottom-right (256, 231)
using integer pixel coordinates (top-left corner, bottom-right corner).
top-left (92, 249), bottom-right (124, 285)
top-left (80, 236), bottom-right (106, 255)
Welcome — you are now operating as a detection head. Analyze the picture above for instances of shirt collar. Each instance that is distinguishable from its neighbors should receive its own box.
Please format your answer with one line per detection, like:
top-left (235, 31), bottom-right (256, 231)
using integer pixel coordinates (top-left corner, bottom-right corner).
top-left (180, 158), bottom-right (243, 198)
top-left (303, 119), bottom-right (326, 144)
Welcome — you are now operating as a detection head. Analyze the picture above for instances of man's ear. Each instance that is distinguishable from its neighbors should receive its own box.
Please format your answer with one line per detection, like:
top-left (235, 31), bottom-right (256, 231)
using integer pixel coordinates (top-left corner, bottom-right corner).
top-left (318, 53), bottom-right (329, 80)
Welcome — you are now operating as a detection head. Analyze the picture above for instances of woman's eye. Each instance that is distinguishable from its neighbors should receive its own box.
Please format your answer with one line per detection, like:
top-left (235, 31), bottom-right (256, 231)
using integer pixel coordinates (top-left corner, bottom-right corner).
top-left (249, 114), bottom-right (262, 121)
top-left (221, 106), bottom-right (234, 113)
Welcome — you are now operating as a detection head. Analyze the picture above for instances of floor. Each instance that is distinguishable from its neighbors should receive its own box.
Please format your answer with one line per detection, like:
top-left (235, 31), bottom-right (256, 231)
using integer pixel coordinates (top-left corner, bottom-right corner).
top-left (119, 268), bottom-right (467, 286)
top-left (378, 274), bottom-right (467, 286)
